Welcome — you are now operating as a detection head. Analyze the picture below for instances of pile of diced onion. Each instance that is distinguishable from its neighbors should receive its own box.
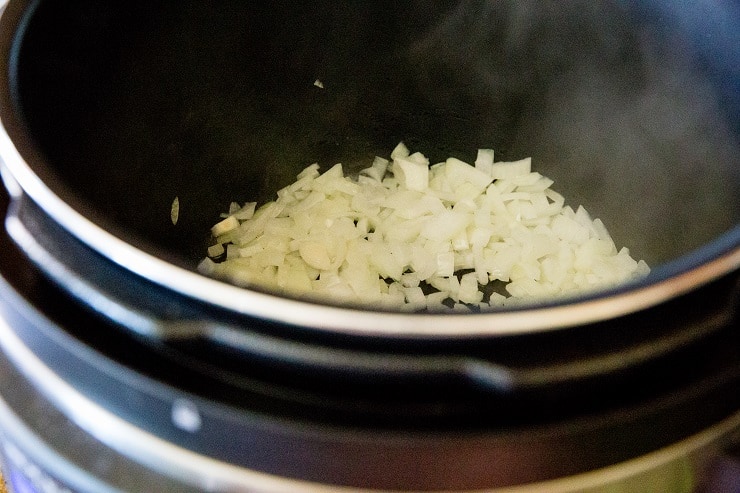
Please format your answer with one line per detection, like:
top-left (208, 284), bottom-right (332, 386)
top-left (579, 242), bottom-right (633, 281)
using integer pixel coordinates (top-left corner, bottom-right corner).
top-left (198, 143), bottom-right (649, 311)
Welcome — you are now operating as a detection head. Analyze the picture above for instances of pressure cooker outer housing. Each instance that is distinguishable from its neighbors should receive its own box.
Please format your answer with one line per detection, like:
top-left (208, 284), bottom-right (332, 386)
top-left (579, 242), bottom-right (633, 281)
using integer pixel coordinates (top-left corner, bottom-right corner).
top-left (0, 185), bottom-right (739, 491)
top-left (0, 1), bottom-right (739, 491)
top-left (0, 178), bottom-right (739, 490)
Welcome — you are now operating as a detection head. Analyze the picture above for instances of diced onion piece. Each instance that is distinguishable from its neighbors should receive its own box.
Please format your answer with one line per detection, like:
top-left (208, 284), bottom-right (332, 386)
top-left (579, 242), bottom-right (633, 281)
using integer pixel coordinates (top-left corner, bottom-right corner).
top-left (313, 163), bottom-right (344, 189)
top-left (298, 162), bottom-right (321, 180)
top-left (298, 242), bottom-right (332, 270)
top-left (390, 141), bottom-right (410, 160)
top-left (426, 291), bottom-right (450, 311)
top-left (458, 272), bottom-right (483, 304)
top-left (211, 215), bottom-right (239, 237)
top-left (490, 157), bottom-right (532, 180)
top-left (197, 257), bottom-right (217, 275)
top-left (445, 157), bottom-right (494, 191)
top-left (421, 210), bottom-right (469, 242)
top-left (170, 197), bottom-right (180, 225)
top-left (392, 156), bottom-right (429, 191)
top-left (232, 202), bottom-right (257, 220)
top-left (360, 156), bottom-right (389, 182)
top-left (436, 252), bottom-right (455, 278)
top-left (207, 243), bottom-right (225, 258)
top-left (552, 215), bottom-right (590, 245)
top-left (407, 152), bottom-right (430, 166)
top-left (475, 148), bottom-right (495, 175)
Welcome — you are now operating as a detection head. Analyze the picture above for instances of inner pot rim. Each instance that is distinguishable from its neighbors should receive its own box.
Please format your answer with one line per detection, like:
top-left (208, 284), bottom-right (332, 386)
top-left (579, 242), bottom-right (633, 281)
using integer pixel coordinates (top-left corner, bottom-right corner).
top-left (1, 121), bottom-right (738, 338)
top-left (0, 0), bottom-right (738, 338)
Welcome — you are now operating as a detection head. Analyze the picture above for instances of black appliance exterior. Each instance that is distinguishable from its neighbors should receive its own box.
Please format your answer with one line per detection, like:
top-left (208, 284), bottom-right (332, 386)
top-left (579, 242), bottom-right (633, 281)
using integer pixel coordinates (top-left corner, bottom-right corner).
top-left (1, 164), bottom-right (740, 492)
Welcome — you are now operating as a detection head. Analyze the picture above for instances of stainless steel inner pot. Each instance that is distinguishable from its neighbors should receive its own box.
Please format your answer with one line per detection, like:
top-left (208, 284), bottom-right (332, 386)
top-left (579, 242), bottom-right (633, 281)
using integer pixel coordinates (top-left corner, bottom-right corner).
top-left (0, 0), bottom-right (738, 336)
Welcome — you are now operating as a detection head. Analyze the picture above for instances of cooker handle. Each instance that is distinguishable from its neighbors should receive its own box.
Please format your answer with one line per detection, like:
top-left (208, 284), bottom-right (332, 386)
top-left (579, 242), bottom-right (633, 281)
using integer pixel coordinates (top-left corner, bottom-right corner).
top-left (2, 186), bottom-right (213, 338)
top-left (2, 188), bottom-right (526, 393)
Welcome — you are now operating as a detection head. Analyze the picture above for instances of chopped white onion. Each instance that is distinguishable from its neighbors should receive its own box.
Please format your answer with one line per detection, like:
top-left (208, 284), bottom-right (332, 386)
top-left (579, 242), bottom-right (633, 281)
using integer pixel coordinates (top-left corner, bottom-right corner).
top-left (200, 143), bottom-right (650, 311)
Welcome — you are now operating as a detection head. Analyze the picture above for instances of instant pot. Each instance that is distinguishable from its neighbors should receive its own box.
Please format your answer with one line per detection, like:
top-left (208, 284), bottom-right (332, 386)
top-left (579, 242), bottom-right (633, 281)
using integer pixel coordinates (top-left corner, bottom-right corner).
top-left (0, 1), bottom-right (738, 491)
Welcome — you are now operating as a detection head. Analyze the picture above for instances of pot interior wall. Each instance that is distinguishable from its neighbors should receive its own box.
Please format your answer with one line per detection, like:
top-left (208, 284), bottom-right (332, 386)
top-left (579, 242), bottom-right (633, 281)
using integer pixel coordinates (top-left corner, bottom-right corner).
top-left (7, 0), bottom-right (740, 269)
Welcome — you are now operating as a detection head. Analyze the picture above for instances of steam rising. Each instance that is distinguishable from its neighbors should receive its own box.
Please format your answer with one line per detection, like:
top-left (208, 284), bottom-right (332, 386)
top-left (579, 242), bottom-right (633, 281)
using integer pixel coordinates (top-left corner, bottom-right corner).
top-left (407, 0), bottom-right (739, 263)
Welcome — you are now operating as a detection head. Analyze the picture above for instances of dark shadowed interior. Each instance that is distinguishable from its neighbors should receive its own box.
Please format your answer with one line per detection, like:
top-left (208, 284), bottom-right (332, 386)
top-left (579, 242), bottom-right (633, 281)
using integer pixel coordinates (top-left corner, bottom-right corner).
top-left (8, 0), bottom-right (740, 270)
